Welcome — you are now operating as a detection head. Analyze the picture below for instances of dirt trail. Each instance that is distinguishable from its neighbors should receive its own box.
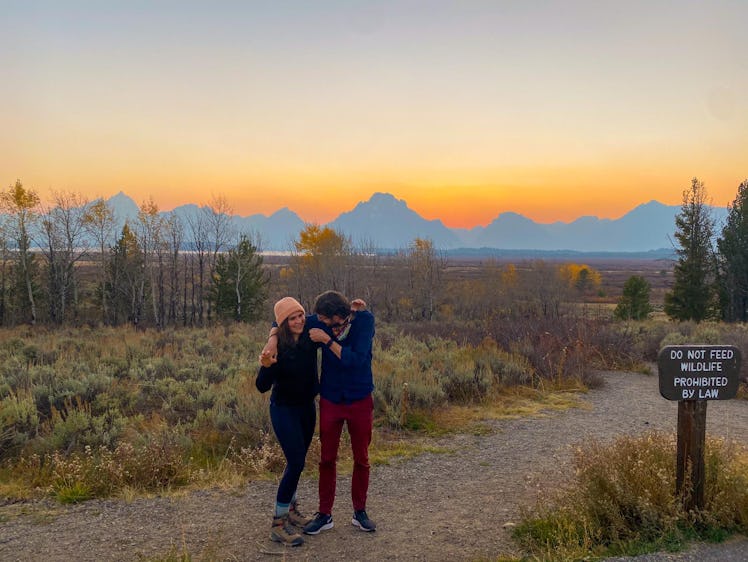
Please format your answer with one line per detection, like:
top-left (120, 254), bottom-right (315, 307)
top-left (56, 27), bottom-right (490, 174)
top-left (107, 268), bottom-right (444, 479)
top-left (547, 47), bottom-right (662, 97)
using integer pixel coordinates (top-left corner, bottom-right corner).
top-left (1, 371), bottom-right (747, 561)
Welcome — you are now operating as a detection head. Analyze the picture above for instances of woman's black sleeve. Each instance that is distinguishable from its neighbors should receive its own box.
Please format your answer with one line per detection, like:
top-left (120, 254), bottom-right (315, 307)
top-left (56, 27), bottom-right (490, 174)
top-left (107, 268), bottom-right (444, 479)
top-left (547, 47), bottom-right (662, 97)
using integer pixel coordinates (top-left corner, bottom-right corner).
top-left (256, 366), bottom-right (274, 393)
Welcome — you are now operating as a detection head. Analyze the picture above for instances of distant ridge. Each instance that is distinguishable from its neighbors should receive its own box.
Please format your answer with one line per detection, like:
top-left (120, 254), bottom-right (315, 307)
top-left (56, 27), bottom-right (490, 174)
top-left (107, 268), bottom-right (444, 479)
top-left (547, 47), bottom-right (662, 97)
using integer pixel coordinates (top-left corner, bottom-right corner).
top-left (330, 192), bottom-right (461, 249)
top-left (102, 191), bottom-right (728, 255)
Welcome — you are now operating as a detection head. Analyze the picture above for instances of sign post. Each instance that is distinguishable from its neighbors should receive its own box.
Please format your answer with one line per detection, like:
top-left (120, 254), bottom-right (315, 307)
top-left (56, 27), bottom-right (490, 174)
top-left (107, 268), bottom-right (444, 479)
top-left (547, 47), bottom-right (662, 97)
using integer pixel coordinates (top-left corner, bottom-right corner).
top-left (657, 345), bottom-right (741, 511)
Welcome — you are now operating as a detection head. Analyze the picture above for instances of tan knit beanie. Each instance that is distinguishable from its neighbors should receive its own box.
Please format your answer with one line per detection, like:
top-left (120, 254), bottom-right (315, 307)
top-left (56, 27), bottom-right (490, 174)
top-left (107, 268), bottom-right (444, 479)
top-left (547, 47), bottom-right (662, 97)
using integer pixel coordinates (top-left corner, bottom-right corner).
top-left (274, 297), bottom-right (305, 326)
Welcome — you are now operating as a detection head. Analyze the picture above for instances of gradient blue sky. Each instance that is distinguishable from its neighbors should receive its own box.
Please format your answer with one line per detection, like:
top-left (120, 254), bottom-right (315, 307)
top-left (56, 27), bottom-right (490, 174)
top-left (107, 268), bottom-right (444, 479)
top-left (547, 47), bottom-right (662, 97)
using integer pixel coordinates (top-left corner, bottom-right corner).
top-left (1, 1), bottom-right (746, 227)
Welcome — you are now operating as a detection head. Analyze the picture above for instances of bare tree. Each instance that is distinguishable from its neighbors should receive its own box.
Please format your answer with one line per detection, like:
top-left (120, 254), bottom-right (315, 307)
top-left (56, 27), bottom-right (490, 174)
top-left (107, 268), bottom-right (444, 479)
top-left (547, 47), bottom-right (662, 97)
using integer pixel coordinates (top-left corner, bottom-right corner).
top-left (82, 199), bottom-right (116, 324)
top-left (0, 228), bottom-right (9, 324)
top-left (519, 260), bottom-right (569, 319)
top-left (406, 238), bottom-right (444, 320)
top-left (134, 198), bottom-right (165, 327)
top-left (186, 209), bottom-right (209, 325)
top-left (204, 195), bottom-right (235, 321)
top-left (348, 237), bottom-right (381, 315)
top-left (39, 190), bottom-right (90, 324)
top-left (163, 211), bottom-right (184, 326)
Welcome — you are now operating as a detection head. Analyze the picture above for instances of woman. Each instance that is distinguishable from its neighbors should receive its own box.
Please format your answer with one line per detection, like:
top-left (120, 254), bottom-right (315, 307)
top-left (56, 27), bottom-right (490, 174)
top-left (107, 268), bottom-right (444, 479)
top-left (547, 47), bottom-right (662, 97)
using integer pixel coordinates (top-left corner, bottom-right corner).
top-left (256, 297), bottom-right (319, 547)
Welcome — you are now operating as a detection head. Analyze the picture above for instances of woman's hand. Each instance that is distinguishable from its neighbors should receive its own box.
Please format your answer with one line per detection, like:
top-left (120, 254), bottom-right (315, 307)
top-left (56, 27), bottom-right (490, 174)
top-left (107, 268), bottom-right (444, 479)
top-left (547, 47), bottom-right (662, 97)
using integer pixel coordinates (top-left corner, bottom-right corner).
top-left (350, 298), bottom-right (367, 311)
top-left (259, 348), bottom-right (276, 367)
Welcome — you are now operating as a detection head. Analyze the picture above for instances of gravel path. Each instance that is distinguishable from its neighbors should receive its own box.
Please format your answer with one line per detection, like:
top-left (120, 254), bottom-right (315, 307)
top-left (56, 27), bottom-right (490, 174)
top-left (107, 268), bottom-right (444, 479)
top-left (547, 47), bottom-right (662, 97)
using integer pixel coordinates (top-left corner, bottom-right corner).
top-left (1, 370), bottom-right (747, 561)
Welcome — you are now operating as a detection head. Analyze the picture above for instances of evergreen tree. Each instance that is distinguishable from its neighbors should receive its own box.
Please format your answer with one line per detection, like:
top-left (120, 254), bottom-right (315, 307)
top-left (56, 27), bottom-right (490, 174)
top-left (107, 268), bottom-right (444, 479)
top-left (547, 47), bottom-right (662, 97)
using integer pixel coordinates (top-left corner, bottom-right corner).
top-left (663, 178), bottom-right (717, 322)
top-left (107, 224), bottom-right (146, 326)
top-left (614, 275), bottom-right (653, 320)
top-left (716, 179), bottom-right (748, 321)
top-left (211, 235), bottom-right (267, 322)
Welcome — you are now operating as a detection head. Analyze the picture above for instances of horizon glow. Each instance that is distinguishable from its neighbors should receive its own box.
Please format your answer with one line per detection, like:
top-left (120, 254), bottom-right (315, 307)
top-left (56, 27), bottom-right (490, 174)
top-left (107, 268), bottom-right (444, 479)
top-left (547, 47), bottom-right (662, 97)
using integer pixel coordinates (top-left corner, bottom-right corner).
top-left (1, 2), bottom-right (746, 228)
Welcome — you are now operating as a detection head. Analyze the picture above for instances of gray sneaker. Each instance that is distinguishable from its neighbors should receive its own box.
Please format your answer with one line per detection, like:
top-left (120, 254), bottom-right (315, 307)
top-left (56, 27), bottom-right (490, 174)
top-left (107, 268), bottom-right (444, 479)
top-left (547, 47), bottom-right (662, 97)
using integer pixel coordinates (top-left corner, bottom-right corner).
top-left (352, 510), bottom-right (376, 532)
top-left (303, 512), bottom-right (334, 535)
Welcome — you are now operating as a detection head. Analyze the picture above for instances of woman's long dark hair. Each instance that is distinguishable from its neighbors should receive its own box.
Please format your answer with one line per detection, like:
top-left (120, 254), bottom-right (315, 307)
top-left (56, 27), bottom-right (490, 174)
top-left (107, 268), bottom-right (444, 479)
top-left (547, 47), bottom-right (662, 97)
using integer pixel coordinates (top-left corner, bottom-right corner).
top-left (277, 319), bottom-right (299, 353)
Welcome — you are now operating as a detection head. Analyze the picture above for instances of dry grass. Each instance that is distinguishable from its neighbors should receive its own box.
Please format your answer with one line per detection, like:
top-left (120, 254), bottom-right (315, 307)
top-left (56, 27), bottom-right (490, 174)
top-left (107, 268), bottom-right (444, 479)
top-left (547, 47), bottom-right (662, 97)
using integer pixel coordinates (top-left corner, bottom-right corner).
top-left (407, 382), bottom-right (587, 435)
top-left (4, 316), bottom-right (745, 504)
top-left (514, 432), bottom-right (748, 560)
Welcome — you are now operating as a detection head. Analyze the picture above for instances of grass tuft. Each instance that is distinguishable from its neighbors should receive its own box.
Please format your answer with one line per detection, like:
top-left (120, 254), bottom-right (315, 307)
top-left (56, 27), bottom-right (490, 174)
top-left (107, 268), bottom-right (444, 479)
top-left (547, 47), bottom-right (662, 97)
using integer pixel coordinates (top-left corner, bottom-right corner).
top-left (55, 482), bottom-right (92, 504)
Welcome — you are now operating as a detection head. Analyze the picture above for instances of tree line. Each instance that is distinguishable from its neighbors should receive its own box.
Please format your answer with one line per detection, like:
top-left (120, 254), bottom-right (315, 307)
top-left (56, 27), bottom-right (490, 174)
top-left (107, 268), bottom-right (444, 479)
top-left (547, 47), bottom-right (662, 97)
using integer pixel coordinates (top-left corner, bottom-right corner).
top-left (0, 180), bottom-right (267, 327)
top-left (19, 175), bottom-right (748, 329)
top-left (2, 180), bottom-right (457, 327)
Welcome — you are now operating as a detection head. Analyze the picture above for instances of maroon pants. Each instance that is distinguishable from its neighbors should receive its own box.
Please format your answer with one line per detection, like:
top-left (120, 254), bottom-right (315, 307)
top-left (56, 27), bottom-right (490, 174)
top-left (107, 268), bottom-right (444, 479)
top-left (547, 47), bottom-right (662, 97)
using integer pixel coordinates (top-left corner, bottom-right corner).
top-left (318, 394), bottom-right (373, 514)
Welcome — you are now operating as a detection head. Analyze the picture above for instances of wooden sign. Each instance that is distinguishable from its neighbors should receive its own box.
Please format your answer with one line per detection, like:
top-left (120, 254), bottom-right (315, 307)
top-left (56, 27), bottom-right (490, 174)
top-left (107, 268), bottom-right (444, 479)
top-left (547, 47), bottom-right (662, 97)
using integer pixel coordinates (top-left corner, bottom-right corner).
top-left (657, 345), bottom-right (741, 401)
top-left (657, 344), bottom-right (742, 512)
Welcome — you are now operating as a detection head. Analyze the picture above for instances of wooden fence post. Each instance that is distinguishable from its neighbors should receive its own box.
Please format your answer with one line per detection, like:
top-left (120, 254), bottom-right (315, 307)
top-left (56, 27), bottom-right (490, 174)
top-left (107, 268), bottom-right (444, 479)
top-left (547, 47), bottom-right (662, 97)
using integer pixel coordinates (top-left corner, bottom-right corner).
top-left (676, 400), bottom-right (707, 511)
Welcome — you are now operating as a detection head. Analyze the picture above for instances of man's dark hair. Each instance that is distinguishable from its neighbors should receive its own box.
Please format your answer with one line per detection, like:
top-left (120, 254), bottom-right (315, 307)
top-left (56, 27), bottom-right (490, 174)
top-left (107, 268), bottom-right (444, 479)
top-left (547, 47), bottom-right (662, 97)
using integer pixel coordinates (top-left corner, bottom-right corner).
top-left (313, 290), bottom-right (350, 318)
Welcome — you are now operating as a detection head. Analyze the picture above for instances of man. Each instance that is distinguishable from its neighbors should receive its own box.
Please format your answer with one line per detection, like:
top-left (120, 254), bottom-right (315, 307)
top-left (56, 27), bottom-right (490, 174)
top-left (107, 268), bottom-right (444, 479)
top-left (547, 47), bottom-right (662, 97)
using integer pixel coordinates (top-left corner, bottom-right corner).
top-left (262, 291), bottom-right (377, 534)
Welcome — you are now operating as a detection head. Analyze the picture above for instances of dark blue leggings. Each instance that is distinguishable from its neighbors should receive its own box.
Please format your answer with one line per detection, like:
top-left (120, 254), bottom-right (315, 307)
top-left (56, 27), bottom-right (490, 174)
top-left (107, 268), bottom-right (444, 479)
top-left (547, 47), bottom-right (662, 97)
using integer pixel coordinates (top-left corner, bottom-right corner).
top-left (270, 400), bottom-right (316, 504)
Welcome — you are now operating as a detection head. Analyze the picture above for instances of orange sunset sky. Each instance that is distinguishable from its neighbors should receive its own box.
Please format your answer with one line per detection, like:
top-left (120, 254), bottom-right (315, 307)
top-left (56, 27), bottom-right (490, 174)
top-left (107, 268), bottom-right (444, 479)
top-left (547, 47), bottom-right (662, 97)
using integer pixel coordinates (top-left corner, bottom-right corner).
top-left (1, 2), bottom-right (746, 228)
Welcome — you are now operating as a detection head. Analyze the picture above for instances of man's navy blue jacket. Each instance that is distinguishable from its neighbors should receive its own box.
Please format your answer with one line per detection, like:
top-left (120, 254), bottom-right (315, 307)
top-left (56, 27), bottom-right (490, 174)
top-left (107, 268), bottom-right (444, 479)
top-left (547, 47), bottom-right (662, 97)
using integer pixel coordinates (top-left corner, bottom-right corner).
top-left (307, 310), bottom-right (375, 404)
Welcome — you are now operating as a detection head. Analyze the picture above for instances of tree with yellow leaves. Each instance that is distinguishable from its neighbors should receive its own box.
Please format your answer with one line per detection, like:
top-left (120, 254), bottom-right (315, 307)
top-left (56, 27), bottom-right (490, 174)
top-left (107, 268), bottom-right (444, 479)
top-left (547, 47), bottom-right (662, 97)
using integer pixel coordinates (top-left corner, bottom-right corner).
top-left (558, 263), bottom-right (602, 295)
top-left (0, 180), bottom-right (40, 324)
top-left (290, 224), bottom-right (353, 305)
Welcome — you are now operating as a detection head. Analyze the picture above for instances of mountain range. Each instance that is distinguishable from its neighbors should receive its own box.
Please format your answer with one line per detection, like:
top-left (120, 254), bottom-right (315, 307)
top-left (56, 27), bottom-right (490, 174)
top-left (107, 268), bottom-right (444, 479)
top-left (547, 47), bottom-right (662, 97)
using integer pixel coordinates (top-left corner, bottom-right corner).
top-left (104, 191), bottom-right (729, 255)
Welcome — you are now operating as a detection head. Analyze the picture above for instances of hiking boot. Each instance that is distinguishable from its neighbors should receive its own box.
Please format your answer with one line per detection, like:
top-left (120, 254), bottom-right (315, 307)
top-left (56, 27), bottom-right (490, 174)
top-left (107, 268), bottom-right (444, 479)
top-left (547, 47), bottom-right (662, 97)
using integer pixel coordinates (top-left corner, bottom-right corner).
top-left (303, 512), bottom-right (334, 535)
top-left (288, 501), bottom-right (313, 527)
top-left (351, 509), bottom-right (376, 532)
top-left (270, 514), bottom-right (304, 546)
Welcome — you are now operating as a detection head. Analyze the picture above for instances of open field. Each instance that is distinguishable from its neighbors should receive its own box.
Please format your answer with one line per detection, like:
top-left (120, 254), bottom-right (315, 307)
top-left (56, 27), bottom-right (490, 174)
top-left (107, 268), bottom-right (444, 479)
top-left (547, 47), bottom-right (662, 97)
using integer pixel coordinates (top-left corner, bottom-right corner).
top-left (2, 370), bottom-right (746, 561)
top-left (264, 252), bottom-right (676, 306)
top-left (5, 252), bottom-right (748, 559)
top-left (440, 255), bottom-right (674, 304)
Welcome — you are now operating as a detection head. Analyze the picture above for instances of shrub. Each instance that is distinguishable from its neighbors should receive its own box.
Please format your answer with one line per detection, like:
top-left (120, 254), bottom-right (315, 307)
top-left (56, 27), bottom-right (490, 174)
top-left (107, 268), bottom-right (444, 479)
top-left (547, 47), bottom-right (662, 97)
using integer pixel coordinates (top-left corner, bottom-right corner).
top-left (0, 390), bottom-right (40, 458)
top-left (693, 323), bottom-right (722, 345)
top-left (372, 334), bottom-right (445, 427)
top-left (46, 428), bottom-right (192, 500)
top-left (0, 356), bottom-right (29, 392)
top-left (232, 430), bottom-right (286, 475)
top-left (438, 354), bottom-right (491, 403)
top-left (659, 331), bottom-right (689, 348)
top-left (229, 374), bottom-right (272, 447)
top-left (702, 438), bottom-right (748, 529)
top-left (515, 432), bottom-right (748, 559)
top-left (33, 397), bottom-right (125, 456)
top-left (626, 321), bottom-right (670, 362)
top-left (474, 339), bottom-right (533, 387)
top-left (570, 433), bottom-right (680, 543)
